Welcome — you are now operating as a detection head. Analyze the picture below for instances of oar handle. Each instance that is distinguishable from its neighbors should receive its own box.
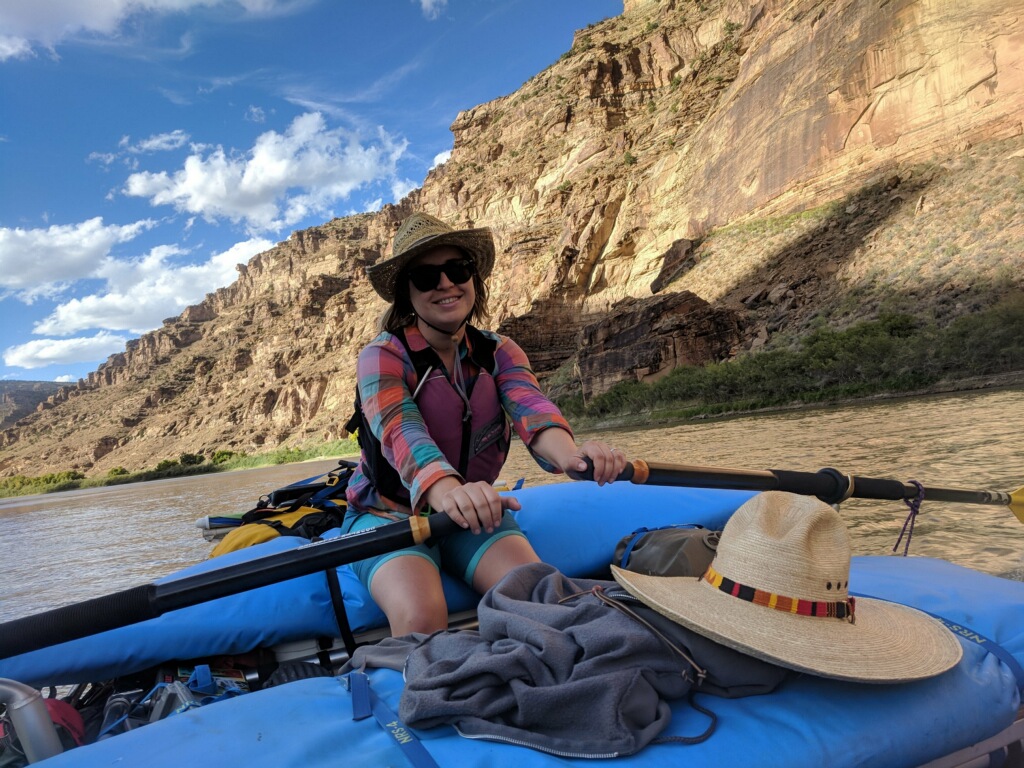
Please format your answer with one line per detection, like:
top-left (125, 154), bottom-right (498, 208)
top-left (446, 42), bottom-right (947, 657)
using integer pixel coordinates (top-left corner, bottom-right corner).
top-left (566, 457), bottom-right (636, 483)
top-left (0, 513), bottom-right (460, 661)
top-left (0, 585), bottom-right (161, 664)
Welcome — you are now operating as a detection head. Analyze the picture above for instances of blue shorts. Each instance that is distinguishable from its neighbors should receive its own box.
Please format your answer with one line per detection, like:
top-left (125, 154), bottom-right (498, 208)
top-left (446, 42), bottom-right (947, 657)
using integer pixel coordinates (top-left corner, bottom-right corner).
top-left (341, 510), bottom-right (526, 591)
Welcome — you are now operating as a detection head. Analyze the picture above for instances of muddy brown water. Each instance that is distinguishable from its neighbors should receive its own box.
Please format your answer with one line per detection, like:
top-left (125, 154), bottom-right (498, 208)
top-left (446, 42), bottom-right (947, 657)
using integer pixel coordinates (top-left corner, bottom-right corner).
top-left (1, 388), bottom-right (1021, 623)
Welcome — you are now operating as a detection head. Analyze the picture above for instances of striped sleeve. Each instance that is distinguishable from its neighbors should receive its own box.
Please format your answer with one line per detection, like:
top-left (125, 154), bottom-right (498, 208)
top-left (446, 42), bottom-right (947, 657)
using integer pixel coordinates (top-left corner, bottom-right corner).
top-left (489, 332), bottom-right (574, 474)
top-left (356, 334), bottom-right (460, 511)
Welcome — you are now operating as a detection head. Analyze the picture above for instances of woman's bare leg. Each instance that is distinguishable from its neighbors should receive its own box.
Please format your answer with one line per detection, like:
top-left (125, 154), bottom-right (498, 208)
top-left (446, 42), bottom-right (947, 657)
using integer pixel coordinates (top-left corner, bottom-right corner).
top-left (369, 554), bottom-right (449, 636)
top-left (472, 535), bottom-right (541, 593)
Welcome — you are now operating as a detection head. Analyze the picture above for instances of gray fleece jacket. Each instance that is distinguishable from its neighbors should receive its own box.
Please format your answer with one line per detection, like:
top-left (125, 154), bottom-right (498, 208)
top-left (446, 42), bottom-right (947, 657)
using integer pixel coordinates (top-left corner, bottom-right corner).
top-left (382, 563), bottom-right (786, 758)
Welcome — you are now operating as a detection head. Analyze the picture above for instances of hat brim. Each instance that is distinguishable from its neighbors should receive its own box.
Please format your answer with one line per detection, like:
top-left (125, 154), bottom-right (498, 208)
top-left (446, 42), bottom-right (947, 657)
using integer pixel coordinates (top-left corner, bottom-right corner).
top-left (367, 228), bottom-right (495, 302)
top-left (611, 565), bottom-right (963, 683)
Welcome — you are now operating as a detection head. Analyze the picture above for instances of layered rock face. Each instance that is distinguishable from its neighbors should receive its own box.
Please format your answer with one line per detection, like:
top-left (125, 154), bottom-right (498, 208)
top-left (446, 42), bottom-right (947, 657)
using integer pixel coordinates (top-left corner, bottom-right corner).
top-left (0, 382), bottom-right (62, 430)
top-left (2, 0), bottom-right (1022, 477)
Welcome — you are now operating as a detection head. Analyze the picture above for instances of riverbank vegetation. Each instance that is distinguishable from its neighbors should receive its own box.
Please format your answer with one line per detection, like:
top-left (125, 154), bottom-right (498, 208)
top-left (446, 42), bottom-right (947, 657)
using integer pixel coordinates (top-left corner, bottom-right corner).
top-left (0, 437), bottom-right (359, 499)
top-left (5, 296), bottom-right (1021, 498)
top-left (3, 296), bottom-right (1021, 499)
top-left (554, 294), bottom-right (1024, 425)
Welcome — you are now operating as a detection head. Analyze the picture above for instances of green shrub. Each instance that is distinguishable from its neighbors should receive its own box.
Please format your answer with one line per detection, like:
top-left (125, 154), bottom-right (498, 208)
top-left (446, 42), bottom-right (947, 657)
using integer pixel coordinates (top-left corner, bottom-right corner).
top-left (0, 470), bottom-right (86, 498)
top-left (155, 459), bottom-right (179, 471)
top-left (555, 301), bottom-right (1024, 423)
top-left (179, 452), bottom-right (205, 466)
top-left (107, 467), bottom-right (129, 477)
top-left (211, 449), bottom-right (237, 465)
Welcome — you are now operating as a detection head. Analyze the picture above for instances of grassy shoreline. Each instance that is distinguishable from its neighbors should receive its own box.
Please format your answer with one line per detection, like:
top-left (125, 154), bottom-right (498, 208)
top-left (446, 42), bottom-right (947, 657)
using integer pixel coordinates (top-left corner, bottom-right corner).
top-left (5, 373), bottom-right (1019, 500)
top-left (0, 438), bottom-right (360, 500)
top-left (572, 372), bottom-right (1024, 433)
top-left (553, 299), bottom-right (1024, 430)
top-left (4, 298), bottom-right (1021, 499)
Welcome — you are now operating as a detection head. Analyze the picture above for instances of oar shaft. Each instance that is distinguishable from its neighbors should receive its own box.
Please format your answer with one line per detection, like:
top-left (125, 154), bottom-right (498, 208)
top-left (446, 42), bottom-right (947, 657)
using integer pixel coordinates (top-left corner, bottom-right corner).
top-left (0, 514), bottom-right (457, 661)
top-left (624, 460), bottom-right (1016, 510)
top-left (915, 487), bottom-right (1014, 507)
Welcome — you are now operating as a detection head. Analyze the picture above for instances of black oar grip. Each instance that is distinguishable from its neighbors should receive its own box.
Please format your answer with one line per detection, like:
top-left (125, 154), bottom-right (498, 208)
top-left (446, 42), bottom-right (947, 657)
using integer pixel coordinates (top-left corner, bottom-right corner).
top-left (770, 468), bottom-right (910, 505)
top-left (566, 457), bottom-right (637, 483)
top-left (0, 584), bottom-right (158, 660)
top-left (847, 475), bottom-right (911, 502)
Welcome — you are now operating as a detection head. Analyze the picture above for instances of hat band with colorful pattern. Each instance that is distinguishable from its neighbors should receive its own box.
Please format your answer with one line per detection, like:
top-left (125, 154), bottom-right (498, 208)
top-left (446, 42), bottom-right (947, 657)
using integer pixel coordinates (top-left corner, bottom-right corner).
top-left (703, 564), bottom-right (856, 623)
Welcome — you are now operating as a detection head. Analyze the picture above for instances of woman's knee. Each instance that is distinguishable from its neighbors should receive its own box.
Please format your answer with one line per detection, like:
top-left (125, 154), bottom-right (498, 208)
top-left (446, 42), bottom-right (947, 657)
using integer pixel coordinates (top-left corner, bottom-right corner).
top-left (370, 555), bottom-right (449, 635)
top-left (472, 534), bottom-right (541, 593)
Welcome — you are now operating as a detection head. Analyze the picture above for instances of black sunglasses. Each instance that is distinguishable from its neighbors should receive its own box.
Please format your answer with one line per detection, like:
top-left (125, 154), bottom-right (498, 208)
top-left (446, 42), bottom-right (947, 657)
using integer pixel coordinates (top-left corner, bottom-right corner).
top-left (406, 258), bottom-right (476, 292)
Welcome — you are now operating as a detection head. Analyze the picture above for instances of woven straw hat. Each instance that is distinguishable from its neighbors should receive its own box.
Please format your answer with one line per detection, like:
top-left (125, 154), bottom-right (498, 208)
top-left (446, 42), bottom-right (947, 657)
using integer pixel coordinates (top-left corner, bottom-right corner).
top-left (612, 492), bottom-right (962, 683)
top-left (367, 212), bottom-right (495, 301)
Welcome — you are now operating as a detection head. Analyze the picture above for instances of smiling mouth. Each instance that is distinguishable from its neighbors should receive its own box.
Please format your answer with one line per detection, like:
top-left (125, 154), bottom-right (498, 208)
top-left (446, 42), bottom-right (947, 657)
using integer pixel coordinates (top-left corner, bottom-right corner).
top-left (436, 296), bottom-right (462, 305)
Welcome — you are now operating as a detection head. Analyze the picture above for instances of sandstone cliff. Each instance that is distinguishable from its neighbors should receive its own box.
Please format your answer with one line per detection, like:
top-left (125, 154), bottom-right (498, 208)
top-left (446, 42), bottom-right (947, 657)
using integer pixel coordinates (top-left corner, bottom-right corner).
top-left (0, 381), bottom-right (62, 431)
top-left (2, 0), bottom-right (1022, 477)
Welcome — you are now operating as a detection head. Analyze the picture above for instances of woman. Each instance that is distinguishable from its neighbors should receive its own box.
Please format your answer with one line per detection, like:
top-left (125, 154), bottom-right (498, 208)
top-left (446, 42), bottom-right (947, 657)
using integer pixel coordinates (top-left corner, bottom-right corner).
top-left (345, 212), bottom-right (628, 636)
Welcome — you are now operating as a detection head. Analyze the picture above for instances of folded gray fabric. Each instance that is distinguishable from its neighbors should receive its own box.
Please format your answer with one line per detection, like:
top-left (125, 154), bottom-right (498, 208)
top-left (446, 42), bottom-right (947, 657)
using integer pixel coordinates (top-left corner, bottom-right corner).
top-left (399, 562), bottom-right (785, 757)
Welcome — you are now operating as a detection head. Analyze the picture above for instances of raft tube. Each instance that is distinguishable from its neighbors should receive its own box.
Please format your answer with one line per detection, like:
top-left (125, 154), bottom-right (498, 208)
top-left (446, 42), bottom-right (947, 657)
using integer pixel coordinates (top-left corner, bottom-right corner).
top-left (0, 483), bottom-right (753, 687)
top-left (34, 555), bottom-right (1024, 768)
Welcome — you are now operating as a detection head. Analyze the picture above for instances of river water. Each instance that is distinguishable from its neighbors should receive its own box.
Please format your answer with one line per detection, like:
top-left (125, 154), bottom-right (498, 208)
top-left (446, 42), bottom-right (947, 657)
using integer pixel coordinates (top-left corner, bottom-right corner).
top-left (1, 388), bottom-right (1022, 624)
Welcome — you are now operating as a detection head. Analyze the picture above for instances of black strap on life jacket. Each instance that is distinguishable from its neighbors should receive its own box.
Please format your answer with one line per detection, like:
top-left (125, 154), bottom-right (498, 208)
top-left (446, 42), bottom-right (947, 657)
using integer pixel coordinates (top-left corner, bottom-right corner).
top-left (345, 326), bottom-right (500, 502)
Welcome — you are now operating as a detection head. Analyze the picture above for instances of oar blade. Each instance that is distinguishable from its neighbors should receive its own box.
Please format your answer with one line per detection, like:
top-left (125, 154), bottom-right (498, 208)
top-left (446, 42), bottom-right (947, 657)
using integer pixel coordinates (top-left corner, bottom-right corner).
top-left (1010, 486), bottom-right (1024, 524)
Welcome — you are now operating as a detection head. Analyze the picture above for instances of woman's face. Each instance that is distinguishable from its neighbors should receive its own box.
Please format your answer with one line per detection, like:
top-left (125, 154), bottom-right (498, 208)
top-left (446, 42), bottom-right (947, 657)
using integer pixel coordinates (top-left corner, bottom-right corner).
top-left (407, 245), bottom-right (476, 333)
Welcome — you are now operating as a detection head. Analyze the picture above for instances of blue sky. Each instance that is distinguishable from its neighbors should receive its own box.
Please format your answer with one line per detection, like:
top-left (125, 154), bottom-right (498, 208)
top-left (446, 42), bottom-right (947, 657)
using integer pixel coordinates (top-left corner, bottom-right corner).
top-left (0, 0), bottom-right (621, 384)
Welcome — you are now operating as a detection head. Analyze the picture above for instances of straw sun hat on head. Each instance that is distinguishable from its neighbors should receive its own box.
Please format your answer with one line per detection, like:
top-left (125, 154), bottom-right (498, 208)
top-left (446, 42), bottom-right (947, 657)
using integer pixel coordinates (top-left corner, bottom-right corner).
top-left (367, 212), bottom-right (495, 302)
top-left (612, 491), bottom-right (963, 683)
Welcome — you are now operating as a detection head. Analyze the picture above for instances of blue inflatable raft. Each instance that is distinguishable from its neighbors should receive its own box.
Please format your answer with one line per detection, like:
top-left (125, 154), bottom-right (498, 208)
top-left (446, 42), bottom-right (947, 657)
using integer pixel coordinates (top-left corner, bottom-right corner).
top-left (2, 482), bottom-right (1023, 767)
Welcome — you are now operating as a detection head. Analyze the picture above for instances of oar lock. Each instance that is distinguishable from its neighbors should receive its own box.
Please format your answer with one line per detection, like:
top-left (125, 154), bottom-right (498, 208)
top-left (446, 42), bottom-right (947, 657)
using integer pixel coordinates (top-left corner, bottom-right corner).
top-left (816, 467), bottom-right (857, 505)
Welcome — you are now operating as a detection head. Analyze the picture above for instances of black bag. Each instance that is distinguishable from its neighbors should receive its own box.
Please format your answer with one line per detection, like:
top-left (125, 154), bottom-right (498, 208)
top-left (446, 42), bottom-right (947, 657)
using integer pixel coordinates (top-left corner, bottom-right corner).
top-left (613, 524), bottom-right (720, 578)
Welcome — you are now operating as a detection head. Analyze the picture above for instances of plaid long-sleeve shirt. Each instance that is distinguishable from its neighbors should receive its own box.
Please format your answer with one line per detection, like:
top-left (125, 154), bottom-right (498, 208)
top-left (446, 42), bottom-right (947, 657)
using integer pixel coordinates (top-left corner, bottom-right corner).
top-left (345, 324), bottom-right (573, 517)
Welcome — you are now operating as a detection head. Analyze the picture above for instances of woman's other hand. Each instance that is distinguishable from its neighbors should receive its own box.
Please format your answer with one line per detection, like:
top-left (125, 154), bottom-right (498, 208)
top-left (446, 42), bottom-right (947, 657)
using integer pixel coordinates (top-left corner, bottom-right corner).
top-left (425, 477), bottom-right (521, 535)
top-left (567, 440), bottom-right (629, 485)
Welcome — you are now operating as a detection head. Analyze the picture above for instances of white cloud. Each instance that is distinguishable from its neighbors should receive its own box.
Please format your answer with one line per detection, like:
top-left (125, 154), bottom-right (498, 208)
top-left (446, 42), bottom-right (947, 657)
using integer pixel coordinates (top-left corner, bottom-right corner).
top-left (418, 0), bottom-right (447, 20)
top-left (246, 105), bottom-right (266, 123)
top-left (3, 331), bottom-right (129, 369)
top-left (54, 374), bottom-right (76, 382)
top-left (0, 217), bottom-right (155, 298)
top-left (355, 198), bottom-right (383, 215)
top-left (32, 237), bottom-right (273, 336)
top-left (87, 151), bottom-right (118, 166)
top-left (431, 150), bottom-right (451, 168)
top-left (123, 112), bottom-right (408, 233)
top-left (0, 34), bottom-right (33, 60)
top-left (128, 130), bottom-right (190, 154)
top-left (391, 177), bottom-right (418, 202)
top-left (0, 1), bottom-right (311, 62)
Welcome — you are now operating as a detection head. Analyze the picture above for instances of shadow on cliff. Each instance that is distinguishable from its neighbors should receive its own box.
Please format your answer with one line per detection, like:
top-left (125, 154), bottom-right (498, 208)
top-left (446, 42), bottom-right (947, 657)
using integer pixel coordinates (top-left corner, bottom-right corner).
top-left (707, 169), bottom-right (948, 338)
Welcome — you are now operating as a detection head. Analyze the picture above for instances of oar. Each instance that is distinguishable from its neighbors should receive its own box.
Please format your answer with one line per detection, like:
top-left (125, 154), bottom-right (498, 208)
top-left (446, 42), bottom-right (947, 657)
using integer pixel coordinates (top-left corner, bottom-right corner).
top-left (573, 459), bottom-right (1024, 523)
top-left (0, 513), bottom-right (459, 661)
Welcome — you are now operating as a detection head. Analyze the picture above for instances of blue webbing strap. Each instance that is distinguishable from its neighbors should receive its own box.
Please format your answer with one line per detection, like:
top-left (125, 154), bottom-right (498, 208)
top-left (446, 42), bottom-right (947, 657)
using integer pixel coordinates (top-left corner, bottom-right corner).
top-left (930, 614), bottom-right (1024, 694)
top-left (619, 527), bottom-right (650, 568)
top-left (854, 593), bottom-right (1024, 694)
top-left (186, 664), bottom-right (243, 704)
top-left (348, 671), bottom-right (440, 768)
top-left (186, 665), bottom-right (217, 695)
